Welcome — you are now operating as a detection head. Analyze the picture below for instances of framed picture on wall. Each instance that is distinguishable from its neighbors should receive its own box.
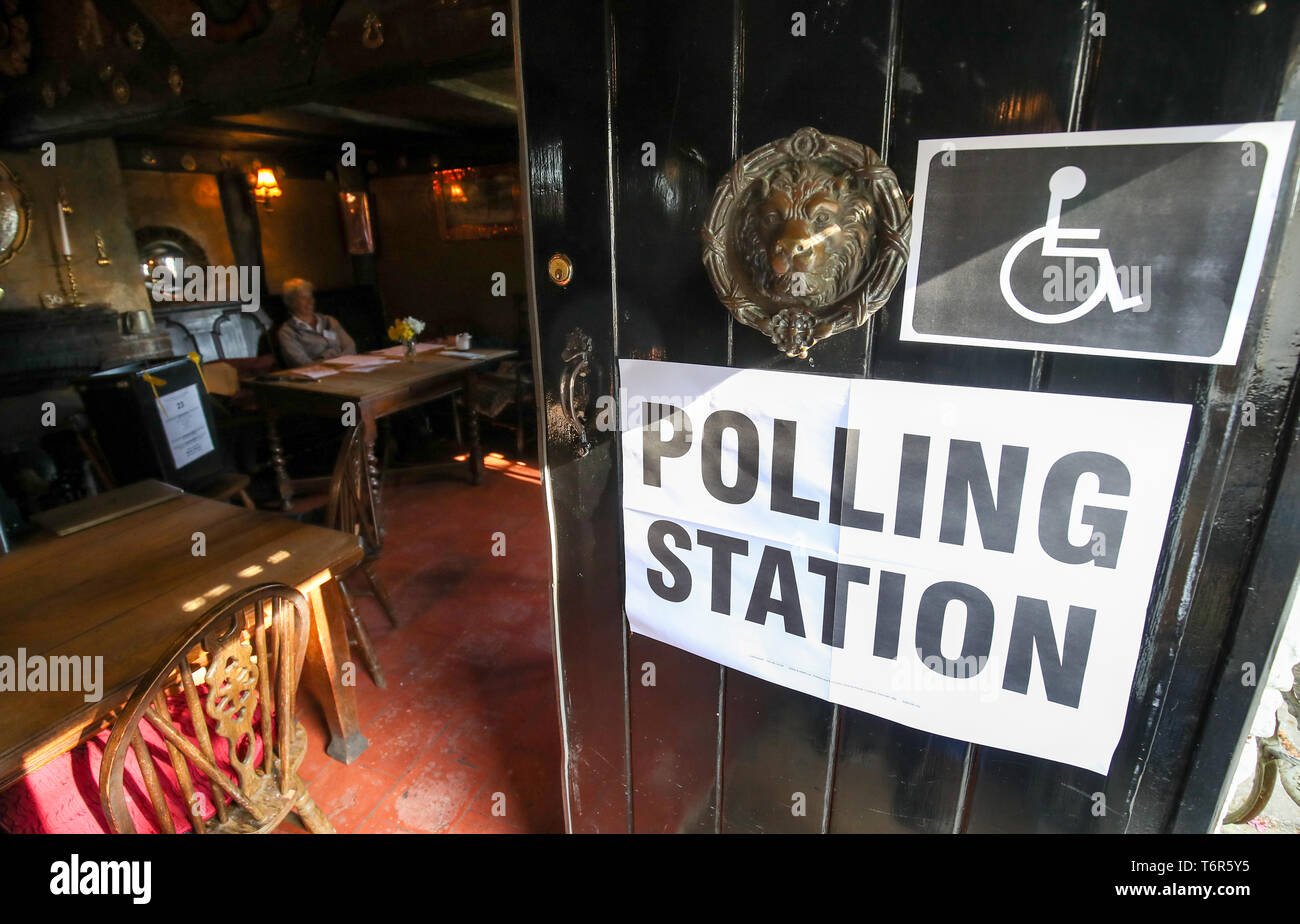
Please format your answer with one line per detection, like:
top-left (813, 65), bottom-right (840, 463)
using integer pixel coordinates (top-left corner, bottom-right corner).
top-left (430, 165), bottom-right (520, 240)
top-left (338, 190), bottom-right (376, 254)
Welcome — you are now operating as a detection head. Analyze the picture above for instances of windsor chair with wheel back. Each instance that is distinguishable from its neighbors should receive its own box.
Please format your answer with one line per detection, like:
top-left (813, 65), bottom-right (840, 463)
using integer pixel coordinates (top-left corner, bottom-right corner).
top-left (98, 583), bottom-right (335, 834)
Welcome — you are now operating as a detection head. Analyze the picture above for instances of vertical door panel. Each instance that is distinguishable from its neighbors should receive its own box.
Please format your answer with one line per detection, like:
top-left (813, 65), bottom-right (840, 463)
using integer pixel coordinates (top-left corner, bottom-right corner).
top-left (1087, 0), bottom-right (1298, 130)
top-left (729, 0), bottom-right (891, 378)
top-left (611, 0), bottom-right (737, 834)
top-left (517, 0), bottom-right (629, 832)
top-left (831, 0), bottom-right (1092, 833)
top-left (719, 0), bottom-right (895, 834)
top-left (871, 0), bottom-right (1084, 391)
top-left (964, 0), bottom-right (1300, 832)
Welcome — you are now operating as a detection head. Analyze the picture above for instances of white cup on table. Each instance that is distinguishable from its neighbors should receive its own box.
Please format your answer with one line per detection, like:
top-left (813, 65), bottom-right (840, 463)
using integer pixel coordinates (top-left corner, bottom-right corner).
top-left (456, 332), bottom-right (472, 350)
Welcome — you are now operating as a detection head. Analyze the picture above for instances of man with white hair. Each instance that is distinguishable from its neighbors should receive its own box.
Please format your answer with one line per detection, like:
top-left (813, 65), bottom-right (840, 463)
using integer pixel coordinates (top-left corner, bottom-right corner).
top-left (276, 277), bottom-right (357, 367)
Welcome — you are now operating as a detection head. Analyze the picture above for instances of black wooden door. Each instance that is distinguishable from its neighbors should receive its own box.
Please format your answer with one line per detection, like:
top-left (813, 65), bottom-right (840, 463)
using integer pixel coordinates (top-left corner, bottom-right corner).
top-left (514, 0), bottom-right (1300, 833)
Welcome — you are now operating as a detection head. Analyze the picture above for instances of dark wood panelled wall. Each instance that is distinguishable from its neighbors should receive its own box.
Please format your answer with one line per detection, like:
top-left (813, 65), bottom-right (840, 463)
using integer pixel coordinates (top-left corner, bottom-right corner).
top-left (516, 0), bottom-right (1300, 833)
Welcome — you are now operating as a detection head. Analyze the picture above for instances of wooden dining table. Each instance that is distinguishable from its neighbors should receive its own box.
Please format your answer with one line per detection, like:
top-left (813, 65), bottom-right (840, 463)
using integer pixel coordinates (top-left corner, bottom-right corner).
top-left (250, 347), bottom-right (517, 552)
top-left (0, 492), bottom-right (370, 792)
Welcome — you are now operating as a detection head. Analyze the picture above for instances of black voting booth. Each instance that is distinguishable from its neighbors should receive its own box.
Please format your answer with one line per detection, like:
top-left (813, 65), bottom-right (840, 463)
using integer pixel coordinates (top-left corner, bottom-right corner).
top-left (77, 356), bottom-right (229, 493)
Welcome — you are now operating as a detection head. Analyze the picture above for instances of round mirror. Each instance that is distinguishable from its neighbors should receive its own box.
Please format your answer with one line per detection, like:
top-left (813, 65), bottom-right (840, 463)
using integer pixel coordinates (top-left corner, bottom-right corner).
top-left (0, 161), bottom-right (31, 267)
top-left (134, 225), bottom-right (209, 300)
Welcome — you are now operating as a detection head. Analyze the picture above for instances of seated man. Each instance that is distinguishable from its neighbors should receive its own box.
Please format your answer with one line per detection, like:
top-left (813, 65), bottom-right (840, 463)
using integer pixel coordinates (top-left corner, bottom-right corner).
top-left (276, 277), bottom-right (357, 367)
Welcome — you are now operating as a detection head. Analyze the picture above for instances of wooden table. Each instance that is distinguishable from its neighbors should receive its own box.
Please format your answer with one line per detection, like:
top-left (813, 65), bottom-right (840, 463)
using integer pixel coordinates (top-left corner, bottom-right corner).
top-left (0, 493), bottom-right (369, 791)
top-left (250, 348), bottom-right (516, 551)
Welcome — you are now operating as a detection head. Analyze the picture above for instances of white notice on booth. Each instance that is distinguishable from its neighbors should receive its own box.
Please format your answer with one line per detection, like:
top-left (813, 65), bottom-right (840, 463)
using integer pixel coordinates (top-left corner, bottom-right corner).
top-left (157, 384), bottom-right (214, 470)
top-left (619, 359), bottom-right (1191, 774)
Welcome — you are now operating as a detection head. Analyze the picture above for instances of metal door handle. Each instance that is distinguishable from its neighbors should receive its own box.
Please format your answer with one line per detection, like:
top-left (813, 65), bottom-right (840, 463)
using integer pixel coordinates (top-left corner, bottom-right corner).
top-left (559, 329), bottom-right (593, 457)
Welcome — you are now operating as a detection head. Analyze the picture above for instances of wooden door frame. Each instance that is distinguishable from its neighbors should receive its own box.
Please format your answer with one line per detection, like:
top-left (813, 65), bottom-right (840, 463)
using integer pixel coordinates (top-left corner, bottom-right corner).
top-left (513, 0), bottom-right (628, 833)
top-left (1127, 43), bottom-right (1300, 832)
top-left (1166, 55), bottom-right (1300, 828)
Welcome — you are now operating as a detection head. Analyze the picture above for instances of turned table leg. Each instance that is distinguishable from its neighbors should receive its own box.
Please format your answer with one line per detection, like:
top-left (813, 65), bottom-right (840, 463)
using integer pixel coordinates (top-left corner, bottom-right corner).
top-left (464, 372), bottom-right (484, 485)
top-left (266, 411), bottom-right (293, 511)
top-left (361, 412), bottom-right (386, 549)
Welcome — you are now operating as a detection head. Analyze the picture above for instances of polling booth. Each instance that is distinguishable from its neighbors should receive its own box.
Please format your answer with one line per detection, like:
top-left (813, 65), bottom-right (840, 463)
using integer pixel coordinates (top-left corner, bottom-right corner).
top-left (516, 0), bottom-right (1300, 833)
top-left (76, 356), bottom-right (226, 492)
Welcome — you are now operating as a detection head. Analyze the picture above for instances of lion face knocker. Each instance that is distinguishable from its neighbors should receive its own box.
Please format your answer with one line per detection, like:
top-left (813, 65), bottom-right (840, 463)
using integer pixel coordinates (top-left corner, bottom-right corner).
top-left (702, 127), bottom-right (911, 358)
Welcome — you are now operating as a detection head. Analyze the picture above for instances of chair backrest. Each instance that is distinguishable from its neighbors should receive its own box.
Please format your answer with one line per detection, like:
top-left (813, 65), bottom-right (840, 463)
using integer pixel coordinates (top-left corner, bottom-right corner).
top-left (264, 322), bottom-right (289, 369)
top-left (317, 286), bottom-right (388, 353)
top-left (99, 583), bottom-right (311, 834)
top-left (212, 308), bottom-right (270, 361)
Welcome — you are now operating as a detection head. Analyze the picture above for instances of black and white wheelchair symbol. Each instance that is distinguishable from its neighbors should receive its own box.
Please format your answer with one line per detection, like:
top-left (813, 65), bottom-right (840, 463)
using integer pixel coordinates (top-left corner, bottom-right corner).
top-left (999, 166), bottom-right (1144, 325)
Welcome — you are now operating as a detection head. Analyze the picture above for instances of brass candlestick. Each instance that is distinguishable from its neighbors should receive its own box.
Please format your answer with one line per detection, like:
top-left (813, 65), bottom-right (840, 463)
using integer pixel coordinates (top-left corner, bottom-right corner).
top-left (61, 254), bottom-right (83, 307)
top-left (55, 187), bottom-right (83, 306)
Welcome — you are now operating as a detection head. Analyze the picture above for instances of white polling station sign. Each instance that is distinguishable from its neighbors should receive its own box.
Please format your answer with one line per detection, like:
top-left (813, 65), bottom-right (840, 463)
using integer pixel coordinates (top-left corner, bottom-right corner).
top-left (619, 359), bottom-right (1191, 774)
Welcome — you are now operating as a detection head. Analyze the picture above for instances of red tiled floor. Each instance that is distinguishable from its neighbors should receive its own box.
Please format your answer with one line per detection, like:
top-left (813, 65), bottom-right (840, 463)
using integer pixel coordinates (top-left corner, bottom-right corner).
top-left (306, 762), bottom-right (402, 833)
top-left (356, 694), bottom-right (459, 779)
top-left (366, 749), bottom-right (489, 833)
top-left (297, 457), bottom-right (565, 834)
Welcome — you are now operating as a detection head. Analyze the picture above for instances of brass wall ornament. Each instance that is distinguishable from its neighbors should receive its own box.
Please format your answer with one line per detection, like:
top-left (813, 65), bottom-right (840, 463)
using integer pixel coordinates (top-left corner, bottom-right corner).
top-left (0, 160), bottom-right (31, 267)
top-left (702, 127), bottom-right (911, 358)
top-left (361, 11), bottom-right (384, 49)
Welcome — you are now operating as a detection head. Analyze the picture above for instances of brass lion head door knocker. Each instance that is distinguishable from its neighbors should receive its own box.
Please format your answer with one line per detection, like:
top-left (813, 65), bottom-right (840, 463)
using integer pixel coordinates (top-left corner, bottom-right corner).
top-left (702, 127), bottom-right (911, 358)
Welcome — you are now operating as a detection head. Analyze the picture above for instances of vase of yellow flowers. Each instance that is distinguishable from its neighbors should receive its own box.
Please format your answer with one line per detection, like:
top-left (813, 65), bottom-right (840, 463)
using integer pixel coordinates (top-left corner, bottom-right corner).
top-left (387, 316), bottom-right (426, 359)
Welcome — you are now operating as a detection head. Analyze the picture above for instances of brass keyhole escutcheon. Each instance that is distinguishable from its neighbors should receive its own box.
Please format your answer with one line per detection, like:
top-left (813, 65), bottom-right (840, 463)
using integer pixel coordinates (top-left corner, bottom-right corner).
top-left (701, 127), bottom-right (911, 358)
top-left (548, 253), bottom-right (574, 286)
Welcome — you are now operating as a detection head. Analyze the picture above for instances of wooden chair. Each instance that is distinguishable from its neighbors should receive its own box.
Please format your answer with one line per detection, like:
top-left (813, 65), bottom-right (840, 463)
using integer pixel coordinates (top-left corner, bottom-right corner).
top-left (463, 357), bottom-right (535, 456)
top-left (99, 583), bottom-right (334, 834)
top-left (327, 424), bottom-right (398, 690)
top-left (253, 334), bottom-right (392, 688)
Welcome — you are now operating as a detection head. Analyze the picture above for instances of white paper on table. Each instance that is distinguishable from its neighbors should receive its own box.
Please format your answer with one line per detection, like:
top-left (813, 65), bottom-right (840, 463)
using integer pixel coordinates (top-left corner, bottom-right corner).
top-left (442, 350), bottom-right (487, 359)
top-left (287, 365), bottom-right (339, 379)
top-left (156, 383), bottom-right (215, 470)
top-left (371, 343), bottom-right (444, 357)
top-left (323, 353), bottom-right (396, 366)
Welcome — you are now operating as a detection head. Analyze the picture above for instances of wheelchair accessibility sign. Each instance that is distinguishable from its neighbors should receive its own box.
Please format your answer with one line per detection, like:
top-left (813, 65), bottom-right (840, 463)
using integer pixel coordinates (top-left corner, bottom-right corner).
top-left (901, 123), bottom-right (1294, 364)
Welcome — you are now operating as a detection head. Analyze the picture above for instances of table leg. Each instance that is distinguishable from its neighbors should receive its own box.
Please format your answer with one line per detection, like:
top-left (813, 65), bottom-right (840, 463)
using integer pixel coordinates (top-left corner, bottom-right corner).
top-left (464, 372), bottom-right (484, 485)
top-left (267, 411), bottom-right (293, 511)
top-left (362, 412), bottom-right (386, 548)
top-left (302, 576), bottom-right (369, 764)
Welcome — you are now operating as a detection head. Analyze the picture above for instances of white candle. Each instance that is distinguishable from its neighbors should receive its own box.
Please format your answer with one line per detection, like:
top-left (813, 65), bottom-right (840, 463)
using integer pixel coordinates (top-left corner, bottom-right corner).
top-left (55, 203), bottom-right (71, 257)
